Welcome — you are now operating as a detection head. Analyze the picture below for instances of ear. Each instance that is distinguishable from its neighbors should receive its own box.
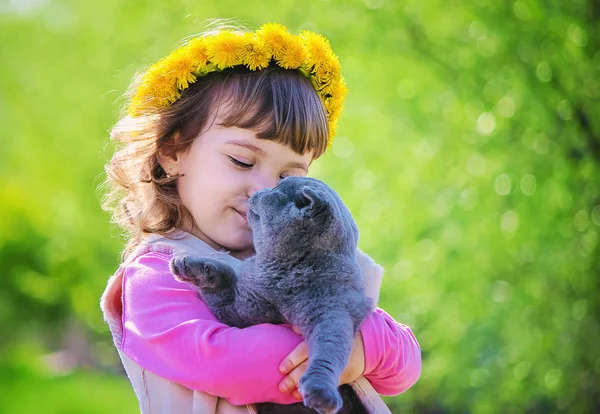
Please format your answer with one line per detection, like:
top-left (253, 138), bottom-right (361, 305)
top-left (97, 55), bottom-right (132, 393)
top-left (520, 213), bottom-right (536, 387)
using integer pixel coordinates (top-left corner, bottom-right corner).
top-left (156, 142), bottom-right (181, 177)
top-left (300, 186), bottom-right (325, 216)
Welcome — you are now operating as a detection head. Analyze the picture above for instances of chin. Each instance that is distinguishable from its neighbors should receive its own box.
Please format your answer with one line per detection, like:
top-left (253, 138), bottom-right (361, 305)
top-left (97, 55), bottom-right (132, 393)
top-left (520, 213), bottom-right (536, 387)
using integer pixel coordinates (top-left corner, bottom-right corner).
top-left (222, 233), bottom-right (253, 253)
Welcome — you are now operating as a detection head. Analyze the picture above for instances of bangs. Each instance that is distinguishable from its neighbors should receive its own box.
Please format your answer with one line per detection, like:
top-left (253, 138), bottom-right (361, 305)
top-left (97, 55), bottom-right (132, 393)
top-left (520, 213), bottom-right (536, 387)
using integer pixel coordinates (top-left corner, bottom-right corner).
top-left (215, 65), bottom-right (329, 159)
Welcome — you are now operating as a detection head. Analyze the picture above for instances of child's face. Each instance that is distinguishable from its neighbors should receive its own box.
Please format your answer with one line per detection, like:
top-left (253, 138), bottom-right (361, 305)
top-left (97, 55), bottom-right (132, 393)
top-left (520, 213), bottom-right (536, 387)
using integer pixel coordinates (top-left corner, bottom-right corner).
top-left (167, 117), bottom-right (313, 259)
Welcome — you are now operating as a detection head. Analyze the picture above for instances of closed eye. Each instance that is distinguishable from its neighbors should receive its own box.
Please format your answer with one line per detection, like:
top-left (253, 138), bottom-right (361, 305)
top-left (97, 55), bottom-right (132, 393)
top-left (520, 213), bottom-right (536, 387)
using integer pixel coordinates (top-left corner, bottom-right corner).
top-left (229, 156), bottom-right (253, 169)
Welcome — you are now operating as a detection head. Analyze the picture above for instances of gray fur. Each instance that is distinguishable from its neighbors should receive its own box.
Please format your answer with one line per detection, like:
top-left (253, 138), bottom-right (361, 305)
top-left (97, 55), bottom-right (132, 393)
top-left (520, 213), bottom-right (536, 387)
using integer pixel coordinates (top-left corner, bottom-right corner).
top-left (170, 176), bottom-right (372, 414)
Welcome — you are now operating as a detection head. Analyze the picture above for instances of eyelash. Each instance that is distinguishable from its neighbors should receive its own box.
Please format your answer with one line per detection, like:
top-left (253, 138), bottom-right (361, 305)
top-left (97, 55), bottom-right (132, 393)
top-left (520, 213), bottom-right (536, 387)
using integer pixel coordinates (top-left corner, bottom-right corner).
top-left (228, 156), bottom-right (293, 179)
top-left (229, 156), bottom-right (253, 169)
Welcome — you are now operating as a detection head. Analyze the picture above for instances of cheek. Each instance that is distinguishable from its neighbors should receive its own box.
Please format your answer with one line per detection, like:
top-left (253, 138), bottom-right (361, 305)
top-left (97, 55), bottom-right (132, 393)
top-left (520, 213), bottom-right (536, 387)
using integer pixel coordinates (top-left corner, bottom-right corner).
top-left (177, 180), bottom-right (206, 216)
top-left (177, 168), bottom-right (245, 213)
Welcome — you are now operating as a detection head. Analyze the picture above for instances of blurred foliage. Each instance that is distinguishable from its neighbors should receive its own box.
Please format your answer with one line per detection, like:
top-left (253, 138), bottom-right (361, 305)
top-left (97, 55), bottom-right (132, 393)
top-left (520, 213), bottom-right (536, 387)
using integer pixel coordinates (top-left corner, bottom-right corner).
top-left (0, 364), bottom-right (138, 413)
top-left (1, 0), bottom-right (599, 412)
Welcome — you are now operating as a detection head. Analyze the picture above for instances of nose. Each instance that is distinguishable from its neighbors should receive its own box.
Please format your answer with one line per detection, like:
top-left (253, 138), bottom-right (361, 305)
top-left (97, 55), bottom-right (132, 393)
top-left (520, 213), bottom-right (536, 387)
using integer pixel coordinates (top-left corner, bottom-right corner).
top-left (248, 173), bottom-right (279, 198)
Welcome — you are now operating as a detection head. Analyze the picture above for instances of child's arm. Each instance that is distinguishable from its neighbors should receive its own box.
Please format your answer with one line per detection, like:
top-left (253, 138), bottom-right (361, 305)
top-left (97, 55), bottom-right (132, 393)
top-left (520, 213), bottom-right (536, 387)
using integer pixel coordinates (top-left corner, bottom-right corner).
top-left (356, 248), bottom-right (422, 394)
top-left (121, 250), bottom-right (421, 404)
top-left (279, 308), bottom-right (421, 397)
top-left (121, 251), bottom-right (302, 405)
top-left (359, 308), bottom-right (422, 395)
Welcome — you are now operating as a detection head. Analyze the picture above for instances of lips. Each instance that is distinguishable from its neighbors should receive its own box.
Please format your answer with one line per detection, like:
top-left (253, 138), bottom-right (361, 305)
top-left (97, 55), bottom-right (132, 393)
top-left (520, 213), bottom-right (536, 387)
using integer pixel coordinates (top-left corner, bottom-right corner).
top-left (235, 199), bottom-right (260, 226)
top-left (231, 207), bottom-right (247, 224)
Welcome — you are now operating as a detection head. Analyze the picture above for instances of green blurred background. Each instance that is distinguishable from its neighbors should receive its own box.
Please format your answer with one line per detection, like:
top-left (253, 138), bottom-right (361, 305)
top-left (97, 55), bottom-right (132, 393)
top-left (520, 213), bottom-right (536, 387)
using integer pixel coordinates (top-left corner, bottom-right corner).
top-left (1, 0), bottom-right (599, 412)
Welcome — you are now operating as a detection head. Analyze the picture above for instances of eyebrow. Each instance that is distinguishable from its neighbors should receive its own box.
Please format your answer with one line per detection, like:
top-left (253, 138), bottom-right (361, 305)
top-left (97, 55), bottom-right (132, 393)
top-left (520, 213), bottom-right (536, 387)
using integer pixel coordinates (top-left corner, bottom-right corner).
top-left (224, 139), bottom-right (309, 172)
top-left (286, 161), bottom-right (309, 172)
top-left (224, 140), bottom-right (267, 155)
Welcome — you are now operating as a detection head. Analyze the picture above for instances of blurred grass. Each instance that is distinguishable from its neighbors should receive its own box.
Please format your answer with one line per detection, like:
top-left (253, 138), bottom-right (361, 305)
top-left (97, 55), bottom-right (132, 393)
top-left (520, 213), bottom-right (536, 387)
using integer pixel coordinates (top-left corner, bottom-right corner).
top-left (0, 370), bottom-right (137, 414)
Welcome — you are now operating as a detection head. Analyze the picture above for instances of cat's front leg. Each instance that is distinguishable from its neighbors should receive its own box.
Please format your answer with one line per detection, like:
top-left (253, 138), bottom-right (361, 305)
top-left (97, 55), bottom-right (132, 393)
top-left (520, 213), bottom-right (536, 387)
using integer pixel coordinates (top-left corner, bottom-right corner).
top-left (170, 255), bottom-right (235, 290)
top-left (170, 256), bottom-right (245, 326)
top-left (297, 313), bottom-right (355, 414)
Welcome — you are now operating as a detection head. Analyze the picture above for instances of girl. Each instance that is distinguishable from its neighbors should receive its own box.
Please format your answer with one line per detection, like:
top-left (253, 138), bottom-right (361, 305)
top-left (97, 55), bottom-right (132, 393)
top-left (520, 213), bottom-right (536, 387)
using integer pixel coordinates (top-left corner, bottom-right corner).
top-left (100, 22), bottom-right (421, 413)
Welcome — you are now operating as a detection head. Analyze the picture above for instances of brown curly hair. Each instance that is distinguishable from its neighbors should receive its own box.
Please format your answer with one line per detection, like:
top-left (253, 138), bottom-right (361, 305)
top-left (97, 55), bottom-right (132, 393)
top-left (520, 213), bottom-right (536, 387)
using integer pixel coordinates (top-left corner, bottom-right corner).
top-left (101, 63), bottom-right (330, 260)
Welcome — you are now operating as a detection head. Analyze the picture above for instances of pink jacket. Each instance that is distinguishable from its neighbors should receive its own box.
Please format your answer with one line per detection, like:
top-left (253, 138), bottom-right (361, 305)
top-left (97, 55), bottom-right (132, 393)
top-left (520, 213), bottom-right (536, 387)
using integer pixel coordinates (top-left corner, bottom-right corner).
top-left (100, 231), bottom-right (421, 413)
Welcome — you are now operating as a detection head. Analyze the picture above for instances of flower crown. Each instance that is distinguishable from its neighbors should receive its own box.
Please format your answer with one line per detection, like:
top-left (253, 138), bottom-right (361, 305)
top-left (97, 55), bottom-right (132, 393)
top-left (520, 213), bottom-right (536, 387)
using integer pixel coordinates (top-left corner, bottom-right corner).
top-left (128, 23), bottom-right (348, 143)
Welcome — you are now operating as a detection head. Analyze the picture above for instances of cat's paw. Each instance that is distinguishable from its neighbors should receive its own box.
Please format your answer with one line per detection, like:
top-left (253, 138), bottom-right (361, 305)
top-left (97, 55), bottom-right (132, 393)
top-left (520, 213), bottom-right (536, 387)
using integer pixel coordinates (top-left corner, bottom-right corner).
top-left (299, 376), bottom-right (342, 414)
top-left (170, 256), bottom-right (220, 289)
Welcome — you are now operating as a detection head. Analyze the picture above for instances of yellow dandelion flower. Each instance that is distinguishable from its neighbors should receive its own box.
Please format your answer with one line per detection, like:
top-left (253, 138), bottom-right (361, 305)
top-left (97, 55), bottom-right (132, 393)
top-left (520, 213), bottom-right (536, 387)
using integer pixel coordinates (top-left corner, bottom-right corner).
top-left (155, 89), bottom-right (181, 108)
top-left (319, 81), bottom-right (336, 97)
top-left (128, 24), bottom-right (347, 148)
top-left (332, 79), bottom-right (348, 103)
top-left (301, 31), bottom-right (333, 69)
top-left (241, 33), bottom-right (272, 70)
top-left (144, 59), bottom-right (172, 82)
top-left (325, 96), bottom-right (343, 119)
top-left (130, 71), bottom-right (178, 115)
top-left (328, 122), bottom-right (337, 144)
top-left (132, 71), bottom-right (167, 109)
top-left (186, 37), bottom-right (210, 71)
top-left (257, 22), bottom-right (291, 60)
top-left (320, 70), bottom-right (346, 98)
top-left (314, 55), bottom-right (340, 84)
top-left (237, 33), bottom-right (254, 63)
top-left (164, 48), bottom-right (197, 89)
top-left (277, 35), bottom-right (306, 69)
top-left (314, 67), bottom-right (334, 87)
top-left (207, 32), bottom-right (246, 69)
top-left (147, 80), bottom-right (177, 108)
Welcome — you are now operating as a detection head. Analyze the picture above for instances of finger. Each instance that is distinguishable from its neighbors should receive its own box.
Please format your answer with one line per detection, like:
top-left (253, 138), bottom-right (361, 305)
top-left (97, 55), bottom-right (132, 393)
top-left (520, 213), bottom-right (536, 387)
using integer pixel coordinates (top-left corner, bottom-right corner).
top-left (279, 341), bottom-right (308, 374)
top-left (292, 325), bottom-right (302, 335)
top-left (279, 360), bottom-right (308, 392)
top-left (292, 389), bottom-right (302, 400)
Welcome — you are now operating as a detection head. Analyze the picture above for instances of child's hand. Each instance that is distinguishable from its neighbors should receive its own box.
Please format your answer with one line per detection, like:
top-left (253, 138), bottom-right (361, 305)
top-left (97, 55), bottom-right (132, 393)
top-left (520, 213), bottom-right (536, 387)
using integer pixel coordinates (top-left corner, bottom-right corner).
top-left (278, 326), bottom-right (366, 399)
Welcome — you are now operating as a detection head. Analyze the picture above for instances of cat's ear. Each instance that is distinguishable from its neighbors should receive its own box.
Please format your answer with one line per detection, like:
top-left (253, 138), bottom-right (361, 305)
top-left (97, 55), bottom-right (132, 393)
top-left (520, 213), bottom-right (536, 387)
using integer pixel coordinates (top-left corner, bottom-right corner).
top-left (300, 187), bottom-right (326, 217)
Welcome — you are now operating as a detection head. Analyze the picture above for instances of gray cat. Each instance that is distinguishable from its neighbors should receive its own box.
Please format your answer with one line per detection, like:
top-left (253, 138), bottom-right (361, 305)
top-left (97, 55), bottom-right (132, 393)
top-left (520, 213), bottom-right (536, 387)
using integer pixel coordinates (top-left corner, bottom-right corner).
top-left (169, 176), bottom-right (372, 414)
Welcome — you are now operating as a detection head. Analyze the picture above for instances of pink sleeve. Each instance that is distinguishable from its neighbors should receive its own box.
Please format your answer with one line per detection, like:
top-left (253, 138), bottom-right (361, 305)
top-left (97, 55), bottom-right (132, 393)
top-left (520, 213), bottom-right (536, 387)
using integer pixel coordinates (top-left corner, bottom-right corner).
top-left (121, 251), bottom-right (302, 405)
top-left (359, 308), bottom-right (422, 395)
top-left (121, 251), bottom-right (420, 404)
